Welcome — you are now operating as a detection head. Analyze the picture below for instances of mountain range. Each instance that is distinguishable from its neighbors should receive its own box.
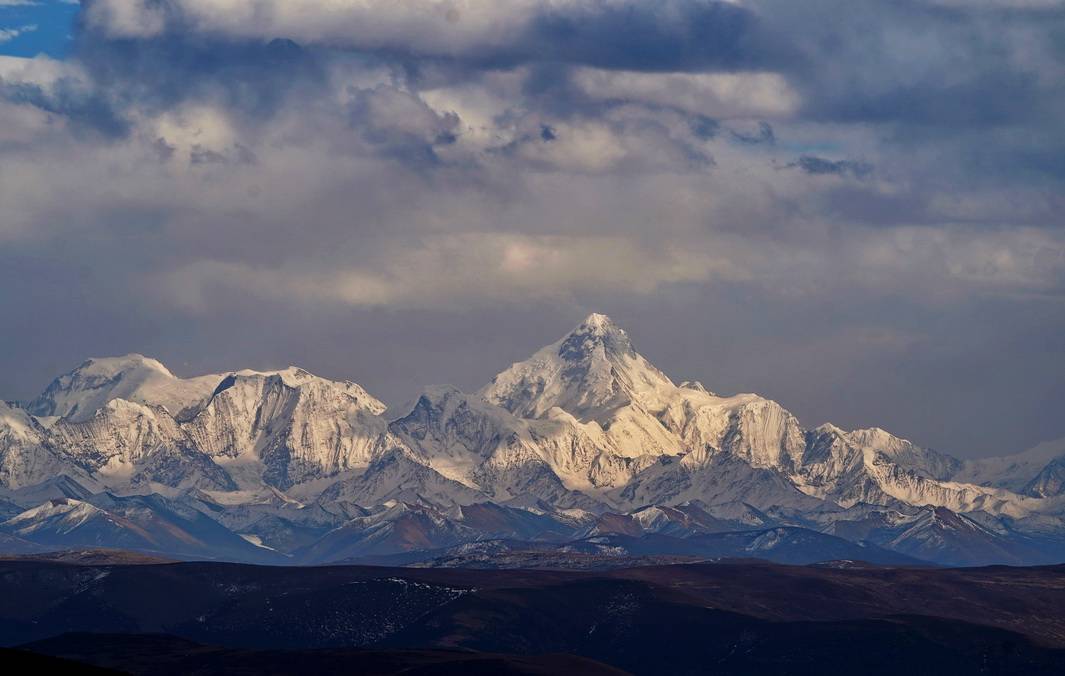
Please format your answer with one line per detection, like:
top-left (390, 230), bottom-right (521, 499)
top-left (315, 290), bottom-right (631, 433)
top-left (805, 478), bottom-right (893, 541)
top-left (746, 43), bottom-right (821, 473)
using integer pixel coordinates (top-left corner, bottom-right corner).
top-left (3, 313), bottom-right (1065, 566)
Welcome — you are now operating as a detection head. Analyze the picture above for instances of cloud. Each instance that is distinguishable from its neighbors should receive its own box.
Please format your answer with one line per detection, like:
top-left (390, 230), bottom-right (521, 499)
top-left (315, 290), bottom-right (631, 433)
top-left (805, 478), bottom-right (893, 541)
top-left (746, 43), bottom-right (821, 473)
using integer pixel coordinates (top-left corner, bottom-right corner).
top-left (158, 233), bottom-right (733, 311)
top-left (571, 68), bottom-right (799, 119)
top-left (0, 23), bottom-right (36, 43)
top-left (729, 120), bottom-right (774, 144)
top-left (82, 0), bottom-right (165, 38)
top-left (0, 1), bottom-right (1062, 456)
top-left (787, 155), bottom-right (872, 179)
top-left (79, 0), bottom-right (780, 71)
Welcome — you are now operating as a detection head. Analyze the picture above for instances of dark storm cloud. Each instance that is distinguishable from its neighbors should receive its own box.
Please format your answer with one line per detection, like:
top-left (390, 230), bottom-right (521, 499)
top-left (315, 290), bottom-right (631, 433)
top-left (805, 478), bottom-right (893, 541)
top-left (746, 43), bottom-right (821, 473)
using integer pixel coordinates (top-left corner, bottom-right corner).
top-left (756, 1), bottom-right (1065, 127)
top-left (54, 0), bottom-right (787, 143)
top-left (788, 156), bottom-right (872, 179)
top-left (346, 86), bottom-right (462, 167)
top-left (68, 31), bottom-right (329, 121)
top-left (730, 120), bottom-right (774, 145)
top-left (688, 115), bottom-right (720, 140)
top-left (0, 77), bottom-right (128, 137)
top-left (518, 1), bottom-right (781, 72)
top-left (77, 0), bottom-right (785, 72)
top-left (58, 1), bottom-right (1065, 182)
top-left (0, 0), bottom-right (1063, 458)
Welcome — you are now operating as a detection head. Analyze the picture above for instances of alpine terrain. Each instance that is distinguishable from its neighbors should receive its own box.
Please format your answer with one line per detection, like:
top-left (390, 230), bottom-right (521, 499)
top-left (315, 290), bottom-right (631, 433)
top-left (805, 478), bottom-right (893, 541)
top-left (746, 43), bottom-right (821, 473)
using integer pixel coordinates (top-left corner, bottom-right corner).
top-left (3, 314), bottom-right (1065, 567)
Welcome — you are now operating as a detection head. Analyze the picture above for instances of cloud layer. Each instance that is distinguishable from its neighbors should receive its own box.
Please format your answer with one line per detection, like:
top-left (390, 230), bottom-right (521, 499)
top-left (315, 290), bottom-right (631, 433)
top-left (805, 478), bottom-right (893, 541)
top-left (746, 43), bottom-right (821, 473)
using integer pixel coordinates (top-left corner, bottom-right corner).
top-left (1, 0), bottom-right (1063, 457)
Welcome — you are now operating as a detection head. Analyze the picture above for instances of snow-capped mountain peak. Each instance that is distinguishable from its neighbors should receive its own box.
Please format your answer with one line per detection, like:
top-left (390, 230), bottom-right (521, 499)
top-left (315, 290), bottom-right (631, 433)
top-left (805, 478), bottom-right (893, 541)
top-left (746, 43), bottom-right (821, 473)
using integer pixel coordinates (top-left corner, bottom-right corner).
top-left (559, 312), bottom-right (636, 358)
top-left (0, 401), bottom-right (41, 444)
top-left (481, 313), bottom-right (676, 423)
top-left (184, 365), bottom-right (395, 490)
top-left (558, 312), bottom-right (636, 361)
top-left (208, 367), bottom-right (387, 416)
top-left (27, 354), bottom-right (223, 422)
top-left (3, 317), bottom-right (1065, 567)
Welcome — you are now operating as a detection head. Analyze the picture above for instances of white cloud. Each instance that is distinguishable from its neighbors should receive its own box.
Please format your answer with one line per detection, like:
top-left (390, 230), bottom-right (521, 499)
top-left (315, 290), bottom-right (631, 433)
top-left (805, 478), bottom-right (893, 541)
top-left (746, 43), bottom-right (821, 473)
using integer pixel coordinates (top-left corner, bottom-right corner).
top-left (0, 54), bottom-right (74, 82)
top-left (572, 68), bottom-right (800, 120)
top-left (0, 24), bottom-right (37, 44)
top-left (150, 105), bottom-right (239, 160)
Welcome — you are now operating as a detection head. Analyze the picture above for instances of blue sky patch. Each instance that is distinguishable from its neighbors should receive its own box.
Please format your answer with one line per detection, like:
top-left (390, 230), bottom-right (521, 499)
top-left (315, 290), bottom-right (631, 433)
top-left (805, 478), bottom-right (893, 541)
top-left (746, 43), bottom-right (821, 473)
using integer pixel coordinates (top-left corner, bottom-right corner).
top-left (0, 0), bottom-right (79, 58)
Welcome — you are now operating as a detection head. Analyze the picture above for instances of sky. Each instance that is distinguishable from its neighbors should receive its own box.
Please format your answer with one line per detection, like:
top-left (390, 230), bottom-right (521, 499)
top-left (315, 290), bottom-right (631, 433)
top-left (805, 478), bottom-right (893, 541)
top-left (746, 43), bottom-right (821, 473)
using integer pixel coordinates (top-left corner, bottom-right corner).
top-left (1, 1), bottom-right (1063, 458)
top-left (0, 0), bottom-right (77, 58)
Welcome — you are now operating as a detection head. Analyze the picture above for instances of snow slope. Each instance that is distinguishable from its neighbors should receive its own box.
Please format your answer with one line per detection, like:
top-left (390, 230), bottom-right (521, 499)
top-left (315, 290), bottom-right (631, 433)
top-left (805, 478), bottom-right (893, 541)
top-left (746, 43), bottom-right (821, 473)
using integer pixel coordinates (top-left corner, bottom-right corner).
top-left (2, 313), bottom-right (1065, 565)
top-left (953, 436), bottom-right (1065, 496)
top-left (27, 355), bottom-right (223, 422)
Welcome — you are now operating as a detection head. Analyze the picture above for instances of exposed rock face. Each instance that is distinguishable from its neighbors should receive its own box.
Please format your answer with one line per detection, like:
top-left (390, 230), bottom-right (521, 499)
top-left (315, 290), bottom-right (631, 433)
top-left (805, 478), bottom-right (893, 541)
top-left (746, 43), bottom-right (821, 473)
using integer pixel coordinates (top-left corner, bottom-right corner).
top-left (184, 368), bottom-right (394, 489)
top-left (4, 314), bottom-right (1065, 566)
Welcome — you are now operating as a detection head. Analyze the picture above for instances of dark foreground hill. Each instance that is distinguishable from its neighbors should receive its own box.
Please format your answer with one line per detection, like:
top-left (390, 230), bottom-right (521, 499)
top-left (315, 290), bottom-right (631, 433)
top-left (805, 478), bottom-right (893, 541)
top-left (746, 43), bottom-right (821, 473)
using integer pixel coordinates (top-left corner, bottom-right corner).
top-left (5, 557), bottom-right (1065, 675)
top-left (20, 636), bottom-right (626, 676)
